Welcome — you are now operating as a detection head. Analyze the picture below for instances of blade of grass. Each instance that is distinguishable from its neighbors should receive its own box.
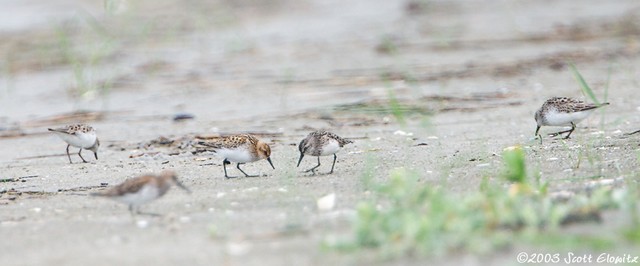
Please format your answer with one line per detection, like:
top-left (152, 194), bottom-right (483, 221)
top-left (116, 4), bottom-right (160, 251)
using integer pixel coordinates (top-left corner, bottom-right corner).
top-left (387, 89), bottom-right (406, 125)
top-left (603, 62), bottom-right (612, 103)
top-left (599, 62), bottom-right (613, 129)
top-left (568, 63), bottom-right (600, 105)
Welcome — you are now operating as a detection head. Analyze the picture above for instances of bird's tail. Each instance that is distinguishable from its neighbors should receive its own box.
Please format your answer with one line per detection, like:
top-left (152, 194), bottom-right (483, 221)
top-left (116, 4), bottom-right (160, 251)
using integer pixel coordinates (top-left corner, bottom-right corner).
top-left (340, 139), bottom-right (354, 146)
top-left (582, 102), bottom-right (610, 112)
top-left (191, 141), bottom-right (221, 154)
top-left (195, 141), bottom-right (222, 149)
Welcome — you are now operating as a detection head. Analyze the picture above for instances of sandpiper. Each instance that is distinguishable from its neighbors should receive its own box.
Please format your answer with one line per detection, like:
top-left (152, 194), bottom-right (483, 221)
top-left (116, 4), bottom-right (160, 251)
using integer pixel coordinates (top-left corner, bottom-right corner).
top-left (91, 170), bottom-right (190, 215)
top-left (48, 124), bottom-right (100, 163)
top-left (534, 97), bottom-right (609, 140)
top-left (197, 134), bottom-right (275, 178)
top-left (297, 130), bottom-right (353, 174)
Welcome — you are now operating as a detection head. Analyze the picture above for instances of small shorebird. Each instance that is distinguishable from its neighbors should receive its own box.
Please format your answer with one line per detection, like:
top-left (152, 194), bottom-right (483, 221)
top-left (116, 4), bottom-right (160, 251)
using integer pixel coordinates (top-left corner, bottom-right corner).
top-left (197, 134), bottom-right (275, 178)
top-left (48, 124), bottom-right (100, 163)
top-left (534, 97), bottom-right (609, 140)
top-left (297, 130), bottom-right (353, 174)
top-left (91, 170), bottom-right (190, 215)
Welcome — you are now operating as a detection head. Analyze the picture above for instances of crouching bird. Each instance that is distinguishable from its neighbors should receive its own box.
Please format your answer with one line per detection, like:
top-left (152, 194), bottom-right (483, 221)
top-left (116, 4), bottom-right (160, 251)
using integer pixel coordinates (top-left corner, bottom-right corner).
top-left (48, 124), bottom-right (100, 163)
top-left (534, 97), bottom-right (609, 140)
top-left (91, 170), bottom-right (190, 216)
top-left (197, 134), bottom-right (275, 178)
top-left (297, 130), bottom-right (353, 175)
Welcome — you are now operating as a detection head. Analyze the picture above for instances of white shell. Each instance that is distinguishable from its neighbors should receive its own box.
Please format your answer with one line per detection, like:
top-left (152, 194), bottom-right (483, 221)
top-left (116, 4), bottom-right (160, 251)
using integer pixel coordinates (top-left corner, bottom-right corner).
top-left (317, 193), bottom-right (336, 211)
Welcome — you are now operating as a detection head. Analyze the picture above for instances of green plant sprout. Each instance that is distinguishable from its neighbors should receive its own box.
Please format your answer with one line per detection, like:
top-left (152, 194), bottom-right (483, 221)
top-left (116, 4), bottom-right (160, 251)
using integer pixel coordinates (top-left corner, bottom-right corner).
top-left (331, 146), bottom-right (634, 258)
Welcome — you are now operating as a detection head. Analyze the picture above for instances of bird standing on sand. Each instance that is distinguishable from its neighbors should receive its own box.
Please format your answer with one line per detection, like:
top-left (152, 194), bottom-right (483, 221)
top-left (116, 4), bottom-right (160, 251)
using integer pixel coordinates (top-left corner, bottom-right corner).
top-left (197, 134), bottom-right (275, 178)
top-left (48, 124), bottom-right (100, 163)
top-left (534, 97), bottom-right (609, 140)
top-left (297, 130), bottom-right (353, 175)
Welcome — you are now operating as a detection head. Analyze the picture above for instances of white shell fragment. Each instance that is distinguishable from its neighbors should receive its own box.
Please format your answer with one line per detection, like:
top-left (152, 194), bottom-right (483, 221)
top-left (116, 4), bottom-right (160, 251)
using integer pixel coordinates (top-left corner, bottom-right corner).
top-left (317, 193), bottom-right (336, 212)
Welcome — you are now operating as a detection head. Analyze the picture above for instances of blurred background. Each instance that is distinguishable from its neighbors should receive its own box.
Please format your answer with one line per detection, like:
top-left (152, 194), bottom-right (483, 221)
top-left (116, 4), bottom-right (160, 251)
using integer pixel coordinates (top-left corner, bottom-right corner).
top-left (1, 0), bottom-right (639, 123)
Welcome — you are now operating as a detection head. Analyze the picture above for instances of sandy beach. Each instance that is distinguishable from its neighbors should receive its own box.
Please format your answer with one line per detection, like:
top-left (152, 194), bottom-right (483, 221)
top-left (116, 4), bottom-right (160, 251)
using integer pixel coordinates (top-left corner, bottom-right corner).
top-left (1, 0), bottom-right (640, 265)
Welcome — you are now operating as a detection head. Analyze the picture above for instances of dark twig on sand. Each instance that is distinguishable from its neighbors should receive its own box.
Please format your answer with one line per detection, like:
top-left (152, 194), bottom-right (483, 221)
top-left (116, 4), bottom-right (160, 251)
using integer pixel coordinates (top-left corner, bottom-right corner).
top-left (625, 129), bottom-right (640, 136)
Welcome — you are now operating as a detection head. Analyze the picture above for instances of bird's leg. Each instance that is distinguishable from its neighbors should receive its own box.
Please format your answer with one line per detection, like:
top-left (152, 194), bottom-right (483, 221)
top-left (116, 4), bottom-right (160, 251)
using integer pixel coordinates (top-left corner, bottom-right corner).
top-left (564, 122), bottom-right (576, 139)
top-left (223, 159), bottom-right (236, 179)
top-left (304, 157), bottom-right (321, 175)
top-left (329, 154), bottom-right (337, 174)
top-left (549, 128), bottom-right (573, 137)
top-left (77, 148), bottom-right (88, 163)
top-left (548, 122), bottom-right (576, 139)
top-left (66, 144), bottom-right (73, 164)
top-left (237, 163), bottom-right (258, 177)
top-left (535, 126), bottom-right (543, 144)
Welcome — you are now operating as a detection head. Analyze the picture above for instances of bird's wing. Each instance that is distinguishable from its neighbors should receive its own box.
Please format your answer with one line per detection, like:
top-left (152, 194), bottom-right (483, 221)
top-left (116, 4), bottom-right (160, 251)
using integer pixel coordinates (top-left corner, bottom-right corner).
top-left (93, 175), bottom-right (155, 197)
